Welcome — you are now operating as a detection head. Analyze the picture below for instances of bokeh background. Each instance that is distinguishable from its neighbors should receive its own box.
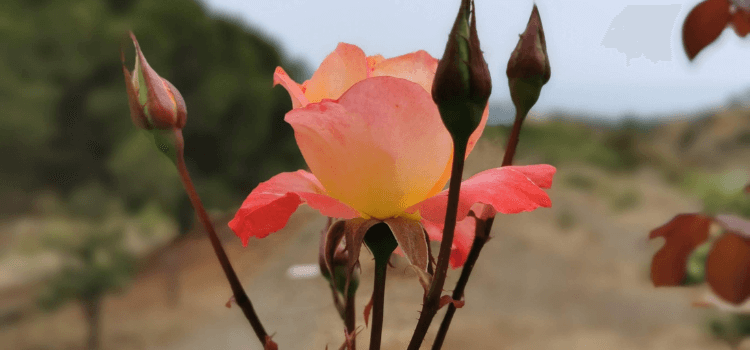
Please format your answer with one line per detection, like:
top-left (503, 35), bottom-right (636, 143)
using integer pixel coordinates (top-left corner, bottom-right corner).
top-left (1, 0), bottom-right (750, 349)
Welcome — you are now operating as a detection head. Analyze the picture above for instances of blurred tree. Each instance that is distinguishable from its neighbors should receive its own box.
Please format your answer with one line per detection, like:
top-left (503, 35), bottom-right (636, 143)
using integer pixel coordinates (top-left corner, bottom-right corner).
top-left (37, 183), bottom-right (137, 350)
top-left (0, 0), bottom-right (307, 216)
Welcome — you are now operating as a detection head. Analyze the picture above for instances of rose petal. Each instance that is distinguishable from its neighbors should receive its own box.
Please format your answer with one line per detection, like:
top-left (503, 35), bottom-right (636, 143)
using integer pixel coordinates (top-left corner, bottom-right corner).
top-left (367, 48), bottom-right (487, 196)
top-left (423, 103), bottom-right (490, 199)
top-left (366, 54), bottom-right (385, 74)
top-left (505, 164), bottom-right (556, 189)
top-left (682, 0), bottom-right (731, 60)
top-left (273, 67), bottom-right (309, 108)
top-left (370, 50), bottom-right (438, 94)
top-left (648, 213), bottom-right (713, 286)
top-left (303, 43), bottom-right (368, 103)
top-left (416, 165), bottom-right (555, 225)
top-left (229, 170), bottom-right (358, 244)
top-left (286, 76), bottom-right (453, 219)
top-left (422, 215), bottom-right (476, 268)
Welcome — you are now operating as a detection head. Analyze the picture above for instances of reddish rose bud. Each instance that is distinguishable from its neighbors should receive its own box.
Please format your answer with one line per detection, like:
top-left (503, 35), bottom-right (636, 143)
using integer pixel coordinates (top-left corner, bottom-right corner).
top-left (432, 0), bottom-right (492, 142)
top-left (507, 5), bottom-right (551, 119)
top-left (121, 32), bottom-right (186, 130)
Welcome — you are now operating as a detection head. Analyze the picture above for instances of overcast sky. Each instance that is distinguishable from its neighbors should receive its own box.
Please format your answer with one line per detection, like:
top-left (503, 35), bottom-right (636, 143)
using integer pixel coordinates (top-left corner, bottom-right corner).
top-left (200, 0), bottom-right (750, 120)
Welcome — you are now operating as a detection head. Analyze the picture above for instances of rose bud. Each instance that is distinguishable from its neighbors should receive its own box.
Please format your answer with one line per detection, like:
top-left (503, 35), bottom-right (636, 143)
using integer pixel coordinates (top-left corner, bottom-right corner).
top-left (507, 5), bottom-right (551, 119)
top-left (121, 31), bottom-right (186, 130)
top-left (432, 0), bottom-right (492, 142)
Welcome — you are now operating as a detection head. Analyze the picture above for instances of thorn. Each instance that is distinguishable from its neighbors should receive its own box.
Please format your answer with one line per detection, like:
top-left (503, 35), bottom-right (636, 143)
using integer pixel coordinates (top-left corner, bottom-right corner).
top-left (225, 295), bottom-right (236, 308)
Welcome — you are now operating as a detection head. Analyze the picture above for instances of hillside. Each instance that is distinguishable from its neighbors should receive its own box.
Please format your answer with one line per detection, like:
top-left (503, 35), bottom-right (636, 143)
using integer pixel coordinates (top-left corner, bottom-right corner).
top-left (2, 107), bottom-right (749, 349)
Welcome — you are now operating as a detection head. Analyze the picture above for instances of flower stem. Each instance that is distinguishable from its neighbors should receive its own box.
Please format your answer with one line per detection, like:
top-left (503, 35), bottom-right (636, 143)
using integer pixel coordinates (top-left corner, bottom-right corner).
top-left (171, 129), bottom-right (269, 345)
top-left (363, 223), bottom-right (398, 350)
top-left (345, 291), bottom-right (356, 350)
top-left (407, 140), bottom-right (467, 350)
top-left (430, 215), bottom-right (492, 349)
top-left (430, 109), bottom-right (527, 349)
top-left (369, 256), bottom-right (388, 350)
top-left (502, 109), bottom-right (525, 166)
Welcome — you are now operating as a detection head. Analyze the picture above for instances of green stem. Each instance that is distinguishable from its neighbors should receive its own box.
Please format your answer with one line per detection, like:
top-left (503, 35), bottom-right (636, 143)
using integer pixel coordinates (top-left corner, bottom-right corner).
top-left (407, 140), bottom-right (467, 350)
top-left (431, 109), bottom-right (527, 349)
top-left (172, 129), bottom-right (269, 345)
top-left (369, 257), bottom-right (388, 350)
top-left (502, 109), bottom-right (525, 166)
top-left (431, 215), bottom-right (492, 349)
top-left (364, 223), bottom-right (398, 350)
top-left (345, 291), bottom-right (356, 350)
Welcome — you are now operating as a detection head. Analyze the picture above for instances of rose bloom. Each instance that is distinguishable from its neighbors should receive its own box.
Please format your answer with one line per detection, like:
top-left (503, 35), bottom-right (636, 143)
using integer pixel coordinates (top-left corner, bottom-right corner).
top-left (229, 43), bottom-right (555, 268)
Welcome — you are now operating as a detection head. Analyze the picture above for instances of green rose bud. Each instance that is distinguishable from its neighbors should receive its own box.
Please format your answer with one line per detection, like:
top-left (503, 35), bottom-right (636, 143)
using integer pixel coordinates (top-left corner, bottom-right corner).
top-left (507, 5), bottom-right (551, 119)
top-left (432, 0), bottom-right (492, 143)
top-left (121, 32), bottom-right (186, 130)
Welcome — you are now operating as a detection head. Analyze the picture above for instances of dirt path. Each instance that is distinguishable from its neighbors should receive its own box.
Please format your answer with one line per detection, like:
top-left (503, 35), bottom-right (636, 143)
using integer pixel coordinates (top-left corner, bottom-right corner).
top-left (0, 142), bottom-right (741, 349)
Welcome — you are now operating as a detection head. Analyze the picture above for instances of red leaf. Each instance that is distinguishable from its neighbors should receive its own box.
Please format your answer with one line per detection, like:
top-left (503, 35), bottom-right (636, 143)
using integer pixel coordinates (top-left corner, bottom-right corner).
top-left (438, 295), bottom-right (465, 309)
top-left (682, 0), bottom-right (732, 60)
top-left (706, 232), bottom-right (750, 305)
top-left (731, 8), bottom-right (750, 37)
top-left (363, 293), bottom-right (374, 327)
top-left (264, 336), bottom-right (278, 350)
top-left (649, 214), bottom-right (712, 286)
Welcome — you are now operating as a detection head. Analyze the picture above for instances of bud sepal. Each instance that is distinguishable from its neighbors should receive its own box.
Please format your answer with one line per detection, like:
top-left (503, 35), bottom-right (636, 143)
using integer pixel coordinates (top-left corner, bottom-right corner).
top-left (121, 32), bottom-right (187, 131)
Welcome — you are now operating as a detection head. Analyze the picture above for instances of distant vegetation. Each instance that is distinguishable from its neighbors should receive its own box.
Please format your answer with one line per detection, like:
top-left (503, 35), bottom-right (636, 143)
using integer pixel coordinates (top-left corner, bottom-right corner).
top-left (483, 117), bottom-right (651, 173)
top-left (484, 106), bottom-right (750, 219)
top-left (0, 0), bottom-right (308, 218)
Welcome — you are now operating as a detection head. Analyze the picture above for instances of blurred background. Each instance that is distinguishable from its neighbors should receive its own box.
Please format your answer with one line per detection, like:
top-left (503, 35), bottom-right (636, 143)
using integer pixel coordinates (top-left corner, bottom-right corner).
top-left (1, 0), bottom-right (749, 349)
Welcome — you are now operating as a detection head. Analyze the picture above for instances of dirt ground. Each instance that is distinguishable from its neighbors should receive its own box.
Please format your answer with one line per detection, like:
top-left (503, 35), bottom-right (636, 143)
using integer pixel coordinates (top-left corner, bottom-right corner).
top-left (0, 139), bottom-right (743, 349)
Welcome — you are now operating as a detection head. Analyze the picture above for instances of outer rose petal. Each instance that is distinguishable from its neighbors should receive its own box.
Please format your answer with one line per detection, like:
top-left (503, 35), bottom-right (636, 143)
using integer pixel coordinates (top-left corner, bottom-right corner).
top-left (229, 170), bottom-right (358, 245)
top-left (286, 76), bottom-right (453, 219)
top-left (416, 165), bottom-right (556, 225)
top-left (366, 49), bottom-right (488, 199)
top-left (303, 43), bottom-right (368, 103)
top-left (369, 50), bottom-right (438, 94)
top-left (422, 215), bottom-right (476, 268)
top-left (273, 67), bottom-right (309, 108)
top-left (424, 104), bottom-right (490, 199)
top-left (504, 165), bottom-right (555, 189)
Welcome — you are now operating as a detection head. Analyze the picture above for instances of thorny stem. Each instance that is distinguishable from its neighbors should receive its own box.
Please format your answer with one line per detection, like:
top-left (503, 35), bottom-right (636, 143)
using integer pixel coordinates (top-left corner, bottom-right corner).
top-left (431, 109), bottom-right (527, 349)
top-left (345, 292), bottom-right (356, 350)
top-left (431, 215), bottom-right (493, 349)
top-left (407, 140), bottom-right (467, 350)
top-left (502, 109), bottom-right (525, 166)
top-left (364, 223), bottom-right (398, 350)
top-left (172, 129), bottom-right (270, 346)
